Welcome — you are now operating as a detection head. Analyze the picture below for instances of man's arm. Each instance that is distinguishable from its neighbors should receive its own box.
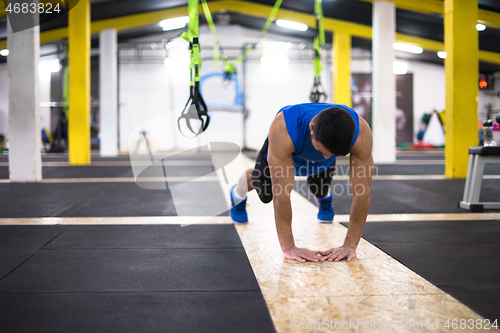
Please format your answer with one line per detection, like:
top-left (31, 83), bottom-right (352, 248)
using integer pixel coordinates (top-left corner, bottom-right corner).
top-left (268, 113), bottom-right (324, 263)
top-left (321, 117), bottom-right (373, 261)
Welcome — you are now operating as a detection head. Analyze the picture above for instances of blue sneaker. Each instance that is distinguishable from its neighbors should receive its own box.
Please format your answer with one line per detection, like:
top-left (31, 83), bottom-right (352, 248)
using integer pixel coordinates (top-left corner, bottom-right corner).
top-left (315, 194), bottom-right (334, 223)
top-left (230, 185), bottom-right (248, 223)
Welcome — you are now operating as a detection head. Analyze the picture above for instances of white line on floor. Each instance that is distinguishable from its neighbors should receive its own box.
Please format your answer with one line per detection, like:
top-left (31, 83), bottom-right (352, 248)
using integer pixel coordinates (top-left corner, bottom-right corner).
top-left (0, 216), bottom-right (233, 225)
top-left (0, 177), bottom-right (220, 184)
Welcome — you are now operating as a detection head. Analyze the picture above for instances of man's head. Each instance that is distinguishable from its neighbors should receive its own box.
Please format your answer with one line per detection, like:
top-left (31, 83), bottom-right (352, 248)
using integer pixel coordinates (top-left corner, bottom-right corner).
top-left (309, 107), bottom-right (355, 158)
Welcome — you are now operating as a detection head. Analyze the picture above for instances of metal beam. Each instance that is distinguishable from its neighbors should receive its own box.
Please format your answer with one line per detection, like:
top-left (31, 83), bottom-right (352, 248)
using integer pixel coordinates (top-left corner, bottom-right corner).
top-left (333, 32), bottom-right (352, 106)
top-left (444, 0), bottom-right (478, 178)
top-left (1, 0), bottom-right (500, 65)
top-left (360, 0), bottom-right (443, 15)
top-left (360, 0), bottom-right (500, 30)
top-left (0, 0), bottom-right (99, 18)
top-left (68, 0), bottom-right (91, 165)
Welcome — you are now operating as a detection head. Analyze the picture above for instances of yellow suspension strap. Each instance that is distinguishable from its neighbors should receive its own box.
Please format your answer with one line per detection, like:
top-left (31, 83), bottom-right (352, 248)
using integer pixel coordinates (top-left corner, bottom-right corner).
top-left (310, 0), bottom-right (327, 103)
top-left (201, 0), bottom-right (283, 80)
top-left (179, 0), bottom-right (210, 137)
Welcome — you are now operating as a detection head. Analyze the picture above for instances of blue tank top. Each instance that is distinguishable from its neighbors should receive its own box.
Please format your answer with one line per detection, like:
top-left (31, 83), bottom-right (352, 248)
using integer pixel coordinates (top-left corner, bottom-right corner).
top-left (279, 103), bottom-right (360, 176)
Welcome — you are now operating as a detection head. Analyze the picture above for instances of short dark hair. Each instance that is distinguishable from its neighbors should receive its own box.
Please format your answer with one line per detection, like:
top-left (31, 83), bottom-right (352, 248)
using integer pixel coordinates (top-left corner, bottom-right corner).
top-left (312, 107), bottom-right (355, 156)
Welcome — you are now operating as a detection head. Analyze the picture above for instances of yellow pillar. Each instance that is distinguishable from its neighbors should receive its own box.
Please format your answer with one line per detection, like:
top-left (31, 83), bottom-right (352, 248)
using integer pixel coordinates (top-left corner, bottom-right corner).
top-left (69, 0), bottom-right (91, 165)
top-left (444, 0), bottom-right (478, 178)
top-left (333, 32), bottom-right (352, 107)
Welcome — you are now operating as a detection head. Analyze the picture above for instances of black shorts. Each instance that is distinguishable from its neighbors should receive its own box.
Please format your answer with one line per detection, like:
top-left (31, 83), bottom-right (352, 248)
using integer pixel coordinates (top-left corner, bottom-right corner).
top-left (251, 138), bottom-right (336, 204)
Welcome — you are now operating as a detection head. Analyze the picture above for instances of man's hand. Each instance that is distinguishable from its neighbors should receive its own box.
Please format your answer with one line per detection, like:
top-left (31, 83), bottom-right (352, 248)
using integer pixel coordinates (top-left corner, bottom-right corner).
top-left (283, 246), bottom-right (325, 263)
top-left (320, 246), bottom-right (357, 262)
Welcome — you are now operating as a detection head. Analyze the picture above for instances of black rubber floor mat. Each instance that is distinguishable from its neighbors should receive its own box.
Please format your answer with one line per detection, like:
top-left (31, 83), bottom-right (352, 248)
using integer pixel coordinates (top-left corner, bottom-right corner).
top-left (0, 181), bottom-right (229, 217)
top-left (0, 225), bottom-right (276, 333)
top-left (341, 220), bottom-right (500, 321)
top-left (297, 179), bottom-right (500, 214)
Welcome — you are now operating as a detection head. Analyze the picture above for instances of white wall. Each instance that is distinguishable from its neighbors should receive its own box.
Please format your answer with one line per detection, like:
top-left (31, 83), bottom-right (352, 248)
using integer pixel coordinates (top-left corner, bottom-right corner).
top-left (0, 56), bottom-right (57, 145)
top-left (120, 57), bottom-right (216, 153)
top-left (38, 56), bottom-right (56, 131)
top-left (245, 62), bottom-right (326, 149)
top-left (118, 26), bottom-right (330, 152)
top-left (0, 64), bottom-right (8, 138)
top-left (407, 61), bottom-right (446, 138)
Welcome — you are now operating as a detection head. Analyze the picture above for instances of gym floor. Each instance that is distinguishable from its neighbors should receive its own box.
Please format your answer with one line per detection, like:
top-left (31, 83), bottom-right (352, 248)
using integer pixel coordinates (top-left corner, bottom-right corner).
top-left (0, 149), bottom-right (499, 332)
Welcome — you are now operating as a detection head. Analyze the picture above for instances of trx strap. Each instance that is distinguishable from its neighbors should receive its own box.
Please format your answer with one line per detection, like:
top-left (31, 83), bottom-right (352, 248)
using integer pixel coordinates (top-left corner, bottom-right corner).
top-left (201, 0), bottom-right (283, 79)
top-left (178, 0), bottom-right (210, 137)
top-left (310, 0), bottom-right (327, 103)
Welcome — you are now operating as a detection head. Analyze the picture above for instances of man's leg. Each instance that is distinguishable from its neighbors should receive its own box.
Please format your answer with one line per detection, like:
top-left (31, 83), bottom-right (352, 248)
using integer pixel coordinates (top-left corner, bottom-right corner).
top-left (230, 139), bottom-right (272, 223)
top-left (307, 162), bottom-right (336, 222)
top-left (233, 168), bottom-right (253, 199)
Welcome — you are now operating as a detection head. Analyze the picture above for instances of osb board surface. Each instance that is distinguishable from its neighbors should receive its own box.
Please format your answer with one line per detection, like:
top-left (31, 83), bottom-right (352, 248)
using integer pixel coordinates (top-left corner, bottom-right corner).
top-left (235, 184), bottom-right (484, 333)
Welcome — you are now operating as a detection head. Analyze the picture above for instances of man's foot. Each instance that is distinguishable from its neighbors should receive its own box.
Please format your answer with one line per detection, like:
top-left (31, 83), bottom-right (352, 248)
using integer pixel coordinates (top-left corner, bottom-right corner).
top-left (230, 184), bottom-right (248, 223)
top-left (315, 194), bottom-right (334, 223)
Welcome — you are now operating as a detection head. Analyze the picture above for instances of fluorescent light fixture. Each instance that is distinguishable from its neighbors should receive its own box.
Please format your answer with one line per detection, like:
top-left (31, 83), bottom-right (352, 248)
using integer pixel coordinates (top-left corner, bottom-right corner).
top-left (437, 51), bottom-right (447, 59)
top-left (393, 61), bottom-right (408, 75)
top-left (261, 56), bottom-right (290, 66)
top-left (160, 16), bottom-right (189, 31)
top-left (0, 49), bottom-right (9, 56)
top-left (393, 42), bottom-right (423, 54)
top-left (276, 19), bottom-right (308, 31)
top-left (476, 23), bottom-right (486, 31)
top-left (39, 59), bottom-right (61, 73)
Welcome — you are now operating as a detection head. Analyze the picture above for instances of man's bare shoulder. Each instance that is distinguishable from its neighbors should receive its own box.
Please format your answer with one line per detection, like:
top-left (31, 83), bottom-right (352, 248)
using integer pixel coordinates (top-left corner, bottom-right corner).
top-left (269, 113), bottom-right (294, 159)
top-left (350, 116), bottom-right (373, 159)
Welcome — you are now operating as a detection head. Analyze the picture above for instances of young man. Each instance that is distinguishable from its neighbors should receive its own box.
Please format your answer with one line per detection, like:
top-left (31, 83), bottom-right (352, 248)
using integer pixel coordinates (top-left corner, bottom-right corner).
top-left (230, 103), bottom-right (373, 263)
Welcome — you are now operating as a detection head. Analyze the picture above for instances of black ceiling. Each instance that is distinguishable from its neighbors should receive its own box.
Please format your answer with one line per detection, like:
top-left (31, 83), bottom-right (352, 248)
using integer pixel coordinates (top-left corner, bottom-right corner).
top-left (0, 0), bottom-right (500, 72)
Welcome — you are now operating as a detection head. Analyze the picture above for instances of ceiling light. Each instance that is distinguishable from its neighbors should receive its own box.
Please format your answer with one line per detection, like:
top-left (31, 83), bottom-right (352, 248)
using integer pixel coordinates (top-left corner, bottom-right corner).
top-left (276, 19), bottom-right (308, 32)
top-left (437, 51), bottom-right (447, 59)
top-left (0, 49), bottom-right (9, 56)
top-left (39, 59), bottom-right (61, 73)
top-left (160, 16), bottom-right (189, 31)
top-left (393, 42), bottom-right (423, 54)
top-left (261, 56), bottom-right (290, 66)
top-left (476, 23), bottom-right (486, 31)
top-left (393, 61), bottom-right (408, 75)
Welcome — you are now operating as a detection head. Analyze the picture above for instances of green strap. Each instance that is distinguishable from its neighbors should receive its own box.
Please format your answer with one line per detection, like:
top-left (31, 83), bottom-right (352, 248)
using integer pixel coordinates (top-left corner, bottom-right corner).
top-left (313, 0), bottom-right (324, 79)
top-left (260, 0), bottom-right (283, 37)
top-left (201, 0), bottom-right (220, 67)
top-left (313, 37), bottom-right (323, 77)
top-left (181, 0), bottom-right (202, 86)
top-left (187, 0), bottom-right (199, 40)
top-left (315, 0), bottom-right (325, 45)
top-left (201, 0), bottom-right (283, 74)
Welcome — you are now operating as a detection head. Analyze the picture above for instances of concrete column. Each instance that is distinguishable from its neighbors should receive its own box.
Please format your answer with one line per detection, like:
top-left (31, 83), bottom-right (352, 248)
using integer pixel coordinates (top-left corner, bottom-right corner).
top-left (7, 11), bottom-right (42, 182)
top-left (99, 29), bottom-right (118, 157)
top-left (68, 0), bottom-right (91, 165)
top-left (372, 1), bottom-right (396, 164)
top-left (333, 32), bottom-right (352, 107)
top-left (444, 0), bottom-right (478, 178)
